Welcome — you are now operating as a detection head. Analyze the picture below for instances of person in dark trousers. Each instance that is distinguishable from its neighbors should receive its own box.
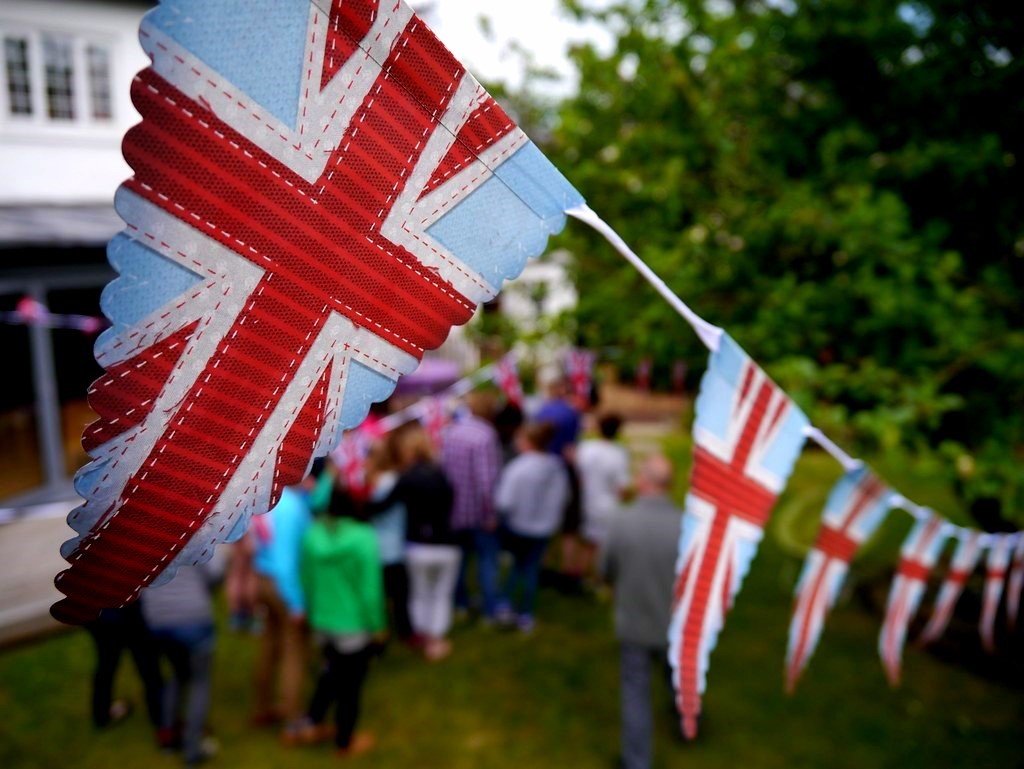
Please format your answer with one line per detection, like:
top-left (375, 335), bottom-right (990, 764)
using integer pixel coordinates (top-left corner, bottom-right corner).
top-left (141, 554), bottom-right (225, 766)
top-left (442, 391), bottom-right (503, 622)
top-left (535, 374), bottom-right (585, 590)
top-left (296, 487), bottom-right (386, 758)
top-left (494, 422), bottom-right (570, 632)
top-left (86, 603), bottom-right (163, 731)
top-left (601, 454), bottom-right (683, 769)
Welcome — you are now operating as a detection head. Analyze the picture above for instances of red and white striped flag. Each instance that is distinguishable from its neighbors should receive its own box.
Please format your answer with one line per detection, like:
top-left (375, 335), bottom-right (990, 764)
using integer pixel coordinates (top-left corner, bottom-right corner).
top-left (980, 534), bottom-right (1013, 653)
top-left (1006, 534), bottom-right (1024, 631)
top-left (785, 467), bottom-right (891, 692)
top-left (878, 513), bottom-right (949, 686)
top-left (920, 530), bottom-right (983, 645)
top-left (493, 353), bottom-right (523, 407)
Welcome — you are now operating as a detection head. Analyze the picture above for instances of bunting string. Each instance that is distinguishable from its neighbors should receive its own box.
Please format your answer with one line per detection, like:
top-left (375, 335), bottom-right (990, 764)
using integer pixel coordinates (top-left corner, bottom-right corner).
top-left (570, 200), bottom-right (1022, 733)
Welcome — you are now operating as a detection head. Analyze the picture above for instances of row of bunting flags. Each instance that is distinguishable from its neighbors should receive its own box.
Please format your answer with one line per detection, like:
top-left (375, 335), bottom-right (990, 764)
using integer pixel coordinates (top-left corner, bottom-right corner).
top-left (668, 327), bottom-right (1024, 739)
top-left (52, 0), bottom-right (1019, 743)
top-left (1, 296), bottom-right (107, 335)
top-left (330, 349), bottom-right (542, 494)
top-left (332, 348), bottom-right (592, 494)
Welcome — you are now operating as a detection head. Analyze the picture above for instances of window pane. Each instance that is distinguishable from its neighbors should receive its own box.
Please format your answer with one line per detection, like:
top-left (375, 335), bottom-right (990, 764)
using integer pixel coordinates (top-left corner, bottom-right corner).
top-left (42, 34), bottom-right (74, 120)
top-left (4, 37), bottom-right (32, 116)
top-left (86, 44), bottom-right (112, 120)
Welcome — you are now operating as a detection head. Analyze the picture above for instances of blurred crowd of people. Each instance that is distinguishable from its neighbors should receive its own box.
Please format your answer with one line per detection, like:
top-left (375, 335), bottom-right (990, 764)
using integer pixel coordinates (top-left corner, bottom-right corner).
top-left (85, 374), bottom-right (685, 769)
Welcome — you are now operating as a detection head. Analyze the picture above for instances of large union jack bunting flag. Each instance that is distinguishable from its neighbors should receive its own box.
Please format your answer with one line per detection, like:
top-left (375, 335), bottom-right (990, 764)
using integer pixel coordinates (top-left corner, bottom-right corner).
top-left (53, 0), bottom-right (583, 624)
top-left (668, 332), bottom-right (808, 739)
top-left (1006, 534), bottom-right (1024, 631)
top-left (878, 512), bottom-right (948, 686)
top-left (919, 530), bottom-right (983, 645)
top-left (785, 466), bottom-right (891, 692)
top-left (979, 534), bottom-right (1013, 653)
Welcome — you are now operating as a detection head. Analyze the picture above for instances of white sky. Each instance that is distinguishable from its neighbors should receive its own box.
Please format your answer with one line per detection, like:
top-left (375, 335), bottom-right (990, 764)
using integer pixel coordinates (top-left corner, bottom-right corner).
top-left (425, 0), bottom-right (615, 95)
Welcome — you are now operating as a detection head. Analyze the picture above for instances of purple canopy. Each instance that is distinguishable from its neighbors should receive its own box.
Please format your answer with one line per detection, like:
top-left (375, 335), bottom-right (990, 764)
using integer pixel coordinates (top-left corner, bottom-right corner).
top-left (393, 357), bottom-right (461, 396)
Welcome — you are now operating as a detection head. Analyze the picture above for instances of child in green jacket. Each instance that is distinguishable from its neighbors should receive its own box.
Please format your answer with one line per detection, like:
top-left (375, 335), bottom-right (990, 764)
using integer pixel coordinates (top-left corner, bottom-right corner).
top-left (297, 486), bottom-right (385, 757)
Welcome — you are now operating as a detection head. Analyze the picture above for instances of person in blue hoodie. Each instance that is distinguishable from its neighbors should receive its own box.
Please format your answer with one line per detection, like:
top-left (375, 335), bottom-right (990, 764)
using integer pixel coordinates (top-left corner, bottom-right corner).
top-left (250, 485), bottom-right (312, 737)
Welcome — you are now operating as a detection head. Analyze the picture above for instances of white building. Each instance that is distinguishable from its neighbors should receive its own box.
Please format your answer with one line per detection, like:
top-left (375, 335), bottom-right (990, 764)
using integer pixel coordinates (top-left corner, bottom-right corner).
top-left (0, 0), bottom-right (149, 501)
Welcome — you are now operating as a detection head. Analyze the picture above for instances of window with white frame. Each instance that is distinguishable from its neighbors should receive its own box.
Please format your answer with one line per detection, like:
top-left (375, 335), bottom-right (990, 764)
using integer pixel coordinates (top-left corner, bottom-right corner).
top-left (1, 27), bottom-right (115, 126)
top-left (43, 34), bottom-right (75, 120)
top-left (86, 43), bottom-right (112, 120)
top-left (3, 36), bottom-right (32, 115)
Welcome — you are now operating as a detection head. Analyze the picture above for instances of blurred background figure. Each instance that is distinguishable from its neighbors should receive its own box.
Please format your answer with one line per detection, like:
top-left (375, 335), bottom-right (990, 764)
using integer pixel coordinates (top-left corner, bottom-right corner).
top-left (296, 487), bottom-right (385, 758)
top-left (250, 485), bottom-right (312, 734)
top-left (224, 532), bottom-right (259, 633)
top-left (495, 422), bottom-right (570, 633)
top-left (535, 374), bottom-right (584, 591)
top-left (493, 400), bottom-right (525, 466)
top-left (365, 436), bottom-right (415, 645)
top-left (577, 413), bottom-right (631, 585)
top-left (388, 423), bottom-right (458, 661)
top-left (85, 604), bottom-right (163, 733)
top-left (141, 554), bottom-right (225, 766)
top-left (601, 454), bottom-right (683, 769)
top-left (442, 390), bottom-right (502, 623)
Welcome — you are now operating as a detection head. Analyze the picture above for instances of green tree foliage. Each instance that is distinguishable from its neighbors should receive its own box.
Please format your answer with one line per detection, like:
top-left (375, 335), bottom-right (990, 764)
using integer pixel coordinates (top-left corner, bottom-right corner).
top-left (549, 0), bottom-right (1023, 523)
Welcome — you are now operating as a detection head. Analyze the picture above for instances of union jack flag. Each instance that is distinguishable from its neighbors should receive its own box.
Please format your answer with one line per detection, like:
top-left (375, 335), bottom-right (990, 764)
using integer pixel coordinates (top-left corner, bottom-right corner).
top-left (1006, 534), bottom-right (1024, 631)
top-left (493, 352), bottom-right (523, 407)
top-left (668, 333), bottom-right (808, 740)
top-left (332, 429), bottom-right (372, 494)
top-left (418, 395), bottom-right (448, 450)
top-left (565, 347), bottom-right (595, 403)
top-left (635, 356), bottom-right (653, 392)
top-left (52, 0), bottom-right (583, 624)
top-left (919, 530), bottom-right (982, 645)
top-left (979, 533), bottom-right (1013, 653)
top-left (785, 466), bottom-right (891, 692)
top-left (878, 513), bottom-right (949, 686)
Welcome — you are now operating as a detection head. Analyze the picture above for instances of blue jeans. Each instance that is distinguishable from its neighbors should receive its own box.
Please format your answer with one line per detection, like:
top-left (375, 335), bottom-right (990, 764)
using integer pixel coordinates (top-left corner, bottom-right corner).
top-left (454, 528), bottom-right (500, 618)
top-left (499, 530), bottom-right (549, 618)
top-left (152, 623), bottom-right (215, 764)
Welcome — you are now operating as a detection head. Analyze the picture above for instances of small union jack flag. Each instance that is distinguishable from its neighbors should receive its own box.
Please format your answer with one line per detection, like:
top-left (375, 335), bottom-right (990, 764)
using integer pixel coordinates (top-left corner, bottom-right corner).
top-left (331, 429), bottom-right (371, 494)
top-left (785, 466), bottom-right (891, 692)
top-left (418, 395), bottom-right (448, 451)
top-left (635, 356), bottom-right (653, 392)
top-left (668, 332), bottom-right (808, 739)
top-left (878, 513), bottom-right (949, 686)
top-left (565, 348), bottom-right (595, 403)
top-left (1006, 534), bottom-right (1024, 631)
top-left (493, 353), bottom-right (523, 407)
top-left (52, 0), bottom-right (583, 624)
top-left (919, 530), bottom-right (983, 645)
top-left (979, 534), bottom-right (1013, 653)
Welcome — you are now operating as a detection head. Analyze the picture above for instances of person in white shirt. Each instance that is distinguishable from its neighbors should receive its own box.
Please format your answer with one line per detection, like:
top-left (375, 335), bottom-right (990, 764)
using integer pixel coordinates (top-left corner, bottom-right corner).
top-left (577, 414), bottom-right (631, 581)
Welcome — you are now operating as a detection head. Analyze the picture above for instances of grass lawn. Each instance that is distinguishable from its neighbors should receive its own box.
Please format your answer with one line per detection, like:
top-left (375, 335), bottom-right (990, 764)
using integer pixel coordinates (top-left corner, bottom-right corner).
top-left (2, 429), bottom-right (1022, 768)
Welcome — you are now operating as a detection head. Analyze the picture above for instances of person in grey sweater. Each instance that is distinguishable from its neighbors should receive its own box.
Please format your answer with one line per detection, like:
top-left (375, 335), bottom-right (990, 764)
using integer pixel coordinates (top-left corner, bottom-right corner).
top-left (141, 552), bottom-right (225, 766)
top-left (601, 454), bottom-right (683, 769)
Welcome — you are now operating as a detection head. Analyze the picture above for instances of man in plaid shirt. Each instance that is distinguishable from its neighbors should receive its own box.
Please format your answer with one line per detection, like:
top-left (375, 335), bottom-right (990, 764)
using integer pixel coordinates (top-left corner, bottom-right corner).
top-left (442, 391), bottom-right (503, 622)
